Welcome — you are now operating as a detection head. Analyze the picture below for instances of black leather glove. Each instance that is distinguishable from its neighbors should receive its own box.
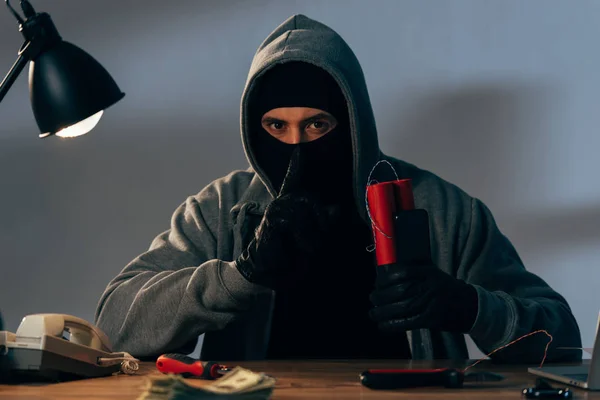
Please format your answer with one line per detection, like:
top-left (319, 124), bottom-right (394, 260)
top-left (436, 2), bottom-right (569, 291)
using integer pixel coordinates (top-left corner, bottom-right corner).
top-left (235, 147), bottom-right (340, 290)
top-left (369, 263), bottom-right (479, 333)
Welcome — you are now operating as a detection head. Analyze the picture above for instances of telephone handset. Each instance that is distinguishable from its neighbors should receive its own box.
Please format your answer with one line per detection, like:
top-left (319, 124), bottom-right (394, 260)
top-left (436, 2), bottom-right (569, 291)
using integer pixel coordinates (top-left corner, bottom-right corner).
top-left (0, 313), bottom-right (138, 381)
top-left (16, 314), bottom-right (112, 353)
top-left (15, 313), bottom-right (113, 353)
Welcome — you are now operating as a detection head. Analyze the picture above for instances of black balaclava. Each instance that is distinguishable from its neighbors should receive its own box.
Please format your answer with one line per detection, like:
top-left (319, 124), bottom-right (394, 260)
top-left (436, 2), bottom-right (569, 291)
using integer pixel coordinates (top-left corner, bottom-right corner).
top-left (249, 61), bottom-right (354, 206)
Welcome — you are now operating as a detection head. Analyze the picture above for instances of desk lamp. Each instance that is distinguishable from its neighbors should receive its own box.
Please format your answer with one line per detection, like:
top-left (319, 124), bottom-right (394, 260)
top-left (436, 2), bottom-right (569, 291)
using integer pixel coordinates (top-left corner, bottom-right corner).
top-left (0, 0), bottom-right (124, 138)
top-left (0, 1), bottom-right (130, 382)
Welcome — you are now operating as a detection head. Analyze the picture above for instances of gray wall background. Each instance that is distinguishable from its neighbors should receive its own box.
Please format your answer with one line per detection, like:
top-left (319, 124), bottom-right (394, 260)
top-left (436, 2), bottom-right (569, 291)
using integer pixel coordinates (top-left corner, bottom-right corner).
top-left (1, 0), bottom-right (598, 360)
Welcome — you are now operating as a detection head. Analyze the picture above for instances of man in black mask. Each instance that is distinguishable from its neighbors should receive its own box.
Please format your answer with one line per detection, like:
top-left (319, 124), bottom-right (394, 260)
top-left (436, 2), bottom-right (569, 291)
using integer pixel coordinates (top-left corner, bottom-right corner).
top-left (96, 14), bottom-right (581, 363)
top-left (238, 61), bottom-right (412, 359)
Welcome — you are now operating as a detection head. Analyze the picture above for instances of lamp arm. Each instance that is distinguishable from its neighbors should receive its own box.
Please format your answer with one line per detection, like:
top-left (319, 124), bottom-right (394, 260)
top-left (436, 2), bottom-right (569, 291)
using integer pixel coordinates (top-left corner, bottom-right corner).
top-left (2, 0), bottom-right (61, 105)
top-left (5, 0), bottom-right (25, 25)
top-left (0, 41), bottom-right (31, 104)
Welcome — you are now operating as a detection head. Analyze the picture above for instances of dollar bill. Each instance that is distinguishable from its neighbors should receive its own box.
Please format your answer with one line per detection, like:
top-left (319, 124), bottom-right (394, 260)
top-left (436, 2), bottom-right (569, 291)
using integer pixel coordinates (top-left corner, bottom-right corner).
top-left (137, 367), bottom-right (276, 399)
top-left (202, 367), bottom-right (276, 394)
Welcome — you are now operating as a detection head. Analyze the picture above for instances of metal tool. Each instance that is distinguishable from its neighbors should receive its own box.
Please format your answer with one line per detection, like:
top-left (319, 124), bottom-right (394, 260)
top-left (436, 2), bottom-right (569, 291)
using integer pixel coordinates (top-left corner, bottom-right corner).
top-left (156, 353), bottom-right (232, 380)
top-left (359, 367), bottom-right (505, 389)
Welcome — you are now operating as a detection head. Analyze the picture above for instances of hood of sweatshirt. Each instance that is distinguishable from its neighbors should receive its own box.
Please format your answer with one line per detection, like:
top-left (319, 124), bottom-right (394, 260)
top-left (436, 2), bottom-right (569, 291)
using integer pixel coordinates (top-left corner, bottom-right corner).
top-left (240, 14), bottom-right (382, 219)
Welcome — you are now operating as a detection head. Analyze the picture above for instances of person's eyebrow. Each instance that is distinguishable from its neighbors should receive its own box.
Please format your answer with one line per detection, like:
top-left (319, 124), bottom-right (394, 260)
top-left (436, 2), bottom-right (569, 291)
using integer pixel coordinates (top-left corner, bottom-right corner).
top-left (261, 113), bottom-right (336, 125)
top-left (261, 116), bottom-right (285, 125)
top-left (301, 113), bottom-right (336, 124)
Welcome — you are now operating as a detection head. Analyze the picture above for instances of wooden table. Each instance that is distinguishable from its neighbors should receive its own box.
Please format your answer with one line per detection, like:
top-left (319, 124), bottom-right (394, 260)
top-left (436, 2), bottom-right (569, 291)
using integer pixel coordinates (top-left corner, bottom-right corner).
top-left (0, 360), bottom-right (597, 399)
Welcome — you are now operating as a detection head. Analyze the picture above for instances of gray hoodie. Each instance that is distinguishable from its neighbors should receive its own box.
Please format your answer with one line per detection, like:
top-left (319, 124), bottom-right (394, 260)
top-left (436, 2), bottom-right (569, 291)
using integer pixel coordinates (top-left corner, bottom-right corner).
top-left (95, 14), bottom-right (582, 362)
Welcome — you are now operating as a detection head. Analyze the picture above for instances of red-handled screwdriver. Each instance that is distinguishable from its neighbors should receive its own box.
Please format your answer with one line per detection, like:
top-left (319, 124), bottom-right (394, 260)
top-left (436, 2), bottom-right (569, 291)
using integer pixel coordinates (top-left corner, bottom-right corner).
top-left (156, 353), bottom-right (232, 379)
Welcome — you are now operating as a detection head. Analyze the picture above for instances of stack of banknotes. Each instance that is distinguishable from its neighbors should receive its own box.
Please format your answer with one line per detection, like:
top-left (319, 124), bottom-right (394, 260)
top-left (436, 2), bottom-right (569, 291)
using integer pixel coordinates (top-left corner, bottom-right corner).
top-left (137, 366), bottom-right (276, 399)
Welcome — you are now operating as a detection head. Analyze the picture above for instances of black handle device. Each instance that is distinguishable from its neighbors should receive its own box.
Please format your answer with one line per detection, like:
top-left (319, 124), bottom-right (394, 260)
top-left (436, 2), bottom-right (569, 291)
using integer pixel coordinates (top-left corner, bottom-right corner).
top-left (522, 387), bottom-right (572, 399)
top-left (360, 368), bottom-right (464, 389)
top-left (522, 378), bottom-right (573, 399)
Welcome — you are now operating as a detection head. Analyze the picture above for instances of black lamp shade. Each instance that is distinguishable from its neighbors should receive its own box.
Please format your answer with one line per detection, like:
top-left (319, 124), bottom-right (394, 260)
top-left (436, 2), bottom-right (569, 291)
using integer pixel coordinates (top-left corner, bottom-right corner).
top-left (28, 40), bottom-right (125, 136)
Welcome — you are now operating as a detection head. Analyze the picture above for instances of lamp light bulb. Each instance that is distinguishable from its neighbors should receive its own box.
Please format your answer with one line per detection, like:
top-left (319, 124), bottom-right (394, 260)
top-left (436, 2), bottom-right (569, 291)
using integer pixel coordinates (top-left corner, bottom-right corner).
top-left (40, 110), bottom-right (104, 138)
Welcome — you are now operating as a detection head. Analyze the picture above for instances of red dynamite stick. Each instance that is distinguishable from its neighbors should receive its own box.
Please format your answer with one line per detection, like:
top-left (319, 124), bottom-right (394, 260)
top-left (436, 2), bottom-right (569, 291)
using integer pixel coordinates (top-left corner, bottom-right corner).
top-left (366, 179), bottom-right (414, 266)
top-left (393, 179), bottom-right (415, 211)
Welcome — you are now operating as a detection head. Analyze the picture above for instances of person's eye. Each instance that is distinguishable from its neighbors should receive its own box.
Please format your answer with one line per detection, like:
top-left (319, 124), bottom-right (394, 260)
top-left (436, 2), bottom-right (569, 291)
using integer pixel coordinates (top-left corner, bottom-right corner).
top-left (269, 122), bottom-right (285, 130)
top-left (308, 121), bottom-right (331, 132)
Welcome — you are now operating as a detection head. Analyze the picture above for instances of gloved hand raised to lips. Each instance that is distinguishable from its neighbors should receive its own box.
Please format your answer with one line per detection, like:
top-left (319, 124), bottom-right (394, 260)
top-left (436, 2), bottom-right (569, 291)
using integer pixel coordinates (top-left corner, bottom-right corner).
top-left (235, 147), bottom-right (341, 291)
